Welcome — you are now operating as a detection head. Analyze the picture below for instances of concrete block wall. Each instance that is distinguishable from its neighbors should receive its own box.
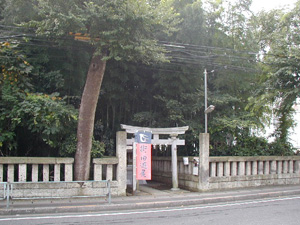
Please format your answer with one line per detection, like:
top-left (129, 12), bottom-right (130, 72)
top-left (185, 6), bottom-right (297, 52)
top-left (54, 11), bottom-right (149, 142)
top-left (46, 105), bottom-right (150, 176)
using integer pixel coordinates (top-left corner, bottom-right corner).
top-left (207, 156), bottom-right (300, 190)
top-left (0, 131), bottom-right (128, 198)
top-left (9, 181), bottom-right (118, 198)
top-left (0, 157), bottom-right (74, 183)
top-left (199, 134), bottom-right (300, 191)
top-left (152, 134), bottom-right (300, 191)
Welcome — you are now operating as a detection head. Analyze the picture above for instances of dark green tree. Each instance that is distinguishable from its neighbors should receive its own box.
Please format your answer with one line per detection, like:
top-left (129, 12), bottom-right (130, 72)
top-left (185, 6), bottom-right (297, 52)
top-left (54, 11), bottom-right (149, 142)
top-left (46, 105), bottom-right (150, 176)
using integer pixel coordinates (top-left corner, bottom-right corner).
top-left (12, 0), bottom-right (179, 180)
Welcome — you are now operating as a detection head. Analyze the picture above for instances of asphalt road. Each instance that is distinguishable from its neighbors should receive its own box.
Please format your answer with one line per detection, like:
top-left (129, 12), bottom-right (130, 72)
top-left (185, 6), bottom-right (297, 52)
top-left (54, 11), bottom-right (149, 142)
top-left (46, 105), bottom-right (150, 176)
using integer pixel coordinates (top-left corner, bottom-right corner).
top-left (0, 196), bottom-right (300, 225)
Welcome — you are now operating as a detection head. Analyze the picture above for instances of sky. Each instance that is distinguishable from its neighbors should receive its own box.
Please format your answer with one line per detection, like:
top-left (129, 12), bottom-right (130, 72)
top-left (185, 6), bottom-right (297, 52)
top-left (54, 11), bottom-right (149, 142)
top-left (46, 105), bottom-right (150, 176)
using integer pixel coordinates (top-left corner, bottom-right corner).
top-left (251, 0), bottom-right (297, 11)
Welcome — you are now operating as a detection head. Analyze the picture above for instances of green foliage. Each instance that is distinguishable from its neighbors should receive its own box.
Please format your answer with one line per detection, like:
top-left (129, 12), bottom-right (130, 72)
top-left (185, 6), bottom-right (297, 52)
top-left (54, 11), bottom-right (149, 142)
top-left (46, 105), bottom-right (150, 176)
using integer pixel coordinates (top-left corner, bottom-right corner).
top-left (0, 41), bottom-right (33, 86)
top-left (1, 0), bottom-right (298, 159)
top-left (59, 134), bottom-right (105, 158)
top-left (267, 140), bottom-right (295, 156)
top-left (11, 92), bottom-right (77, 146)
top-left (0, 41), bottom-right (78, 156)
top-left (210, 134), bottom-right (295, 156)
top-left (93, 120), bottom-right (115, 156)
top-left (249, 2), bottom-right (300, 143)
top-left (0, 82), bottom-right (78, 155)
top-left (23, 0), bottom-right (180, 64)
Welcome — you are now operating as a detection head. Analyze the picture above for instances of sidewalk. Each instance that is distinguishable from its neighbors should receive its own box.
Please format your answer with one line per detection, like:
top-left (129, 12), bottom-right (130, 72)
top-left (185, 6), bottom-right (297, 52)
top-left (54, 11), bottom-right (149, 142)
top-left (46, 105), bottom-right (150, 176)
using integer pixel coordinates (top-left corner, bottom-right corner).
top-left (1, 183), bottom-right (300, 216)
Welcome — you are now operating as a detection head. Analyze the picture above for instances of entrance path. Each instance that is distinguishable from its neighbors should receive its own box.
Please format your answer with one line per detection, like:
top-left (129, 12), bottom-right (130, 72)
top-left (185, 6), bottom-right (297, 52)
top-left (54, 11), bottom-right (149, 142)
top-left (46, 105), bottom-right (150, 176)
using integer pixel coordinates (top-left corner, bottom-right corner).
top-left (138, 181), bottom-right (190, 196)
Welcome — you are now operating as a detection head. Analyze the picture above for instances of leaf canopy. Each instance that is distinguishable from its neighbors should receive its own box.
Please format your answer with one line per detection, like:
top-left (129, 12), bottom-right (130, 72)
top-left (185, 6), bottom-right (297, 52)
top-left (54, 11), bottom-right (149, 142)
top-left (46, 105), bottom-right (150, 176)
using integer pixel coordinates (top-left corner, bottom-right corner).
top-left (25, 0), bottom-right (179, 63)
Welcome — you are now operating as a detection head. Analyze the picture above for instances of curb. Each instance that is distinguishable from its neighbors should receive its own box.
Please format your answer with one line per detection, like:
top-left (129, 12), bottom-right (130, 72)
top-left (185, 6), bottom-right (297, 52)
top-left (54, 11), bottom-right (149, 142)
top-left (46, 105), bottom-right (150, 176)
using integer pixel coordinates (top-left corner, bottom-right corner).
top-left (1, 188), bottom-right (300, 215)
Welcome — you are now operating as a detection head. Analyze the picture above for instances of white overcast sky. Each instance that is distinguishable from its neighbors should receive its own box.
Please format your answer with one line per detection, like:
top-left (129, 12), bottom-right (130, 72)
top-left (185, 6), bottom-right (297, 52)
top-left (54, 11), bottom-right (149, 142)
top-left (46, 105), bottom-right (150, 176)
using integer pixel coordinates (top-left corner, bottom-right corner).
top-left (251, 0), bottom-right (297, 11)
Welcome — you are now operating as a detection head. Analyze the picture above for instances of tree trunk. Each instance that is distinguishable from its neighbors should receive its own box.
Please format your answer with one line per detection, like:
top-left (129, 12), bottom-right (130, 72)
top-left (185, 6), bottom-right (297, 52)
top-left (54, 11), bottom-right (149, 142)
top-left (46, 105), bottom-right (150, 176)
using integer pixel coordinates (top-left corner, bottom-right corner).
top-left (74, 54), bottom-right (107, 181)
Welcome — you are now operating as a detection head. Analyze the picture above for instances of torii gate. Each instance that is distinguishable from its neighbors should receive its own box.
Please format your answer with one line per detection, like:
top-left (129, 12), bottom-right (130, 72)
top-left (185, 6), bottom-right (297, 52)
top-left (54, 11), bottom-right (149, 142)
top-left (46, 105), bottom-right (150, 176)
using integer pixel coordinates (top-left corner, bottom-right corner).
top-left (121, 124), bottom-right (189, 191)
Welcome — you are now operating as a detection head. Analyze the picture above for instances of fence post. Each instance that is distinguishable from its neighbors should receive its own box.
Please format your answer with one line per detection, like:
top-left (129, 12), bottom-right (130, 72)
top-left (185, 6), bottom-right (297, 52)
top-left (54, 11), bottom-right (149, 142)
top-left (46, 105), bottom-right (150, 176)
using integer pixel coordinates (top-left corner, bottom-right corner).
top-left (107, 180), bottom-right (111, 204)
top-left (116, 131), bottom-right (127, 196)
top-left (198, 133), bottom-right (210, 191)
top-left (6, 183), bottom-right (10, 209)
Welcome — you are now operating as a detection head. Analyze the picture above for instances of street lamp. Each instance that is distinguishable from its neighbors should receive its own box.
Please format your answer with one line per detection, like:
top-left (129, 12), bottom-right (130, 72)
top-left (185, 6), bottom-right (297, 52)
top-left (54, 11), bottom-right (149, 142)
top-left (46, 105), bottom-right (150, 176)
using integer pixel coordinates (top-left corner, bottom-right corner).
top-left (205, 105), bottom-right (215, 114)
top-left (204, 69), bottom-right (215, 133)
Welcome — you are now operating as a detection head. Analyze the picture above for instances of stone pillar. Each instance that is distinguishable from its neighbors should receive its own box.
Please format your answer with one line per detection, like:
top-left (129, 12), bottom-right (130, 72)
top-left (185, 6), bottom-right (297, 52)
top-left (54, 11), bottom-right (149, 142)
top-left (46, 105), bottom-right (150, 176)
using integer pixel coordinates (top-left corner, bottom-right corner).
top-left (198, 133), bottom-right (209, 191)
top-left (210, 162), bottom-right (216, 177)
top-left (238, 162), bottom-right (245, 176)
top-left (116, 131), bottom-right (127, 196)
top-left (289, 161), bottom-right (294, 174)
top-left (65, 164), bottom-right (73, 181)
top-left (258, 161), bottom-right (264, 175)
top-left (32, 164), bottom-right (39, 182)
top-left (252, 161), bottom-right (258, 175)
top-left (0, 164), bottom-right (3, 182)
top-left (171, 134), bottom-right (179, 191)
top-left (264, 161), bottom-right (270, 175)
top-left (217, 162), bottom-right (224, 177)
top-left (19, 164), bottom-right (27, 182)
top-left (277, 161), bottom-right (283, 174)
top-left (7, 164), bottom-right (14, 183)
top-left (54, 164), bottom-right (60, 181)
top-left (283, 161), bottom-right (288, 174)
top-left (107, 164), bottom-right (113, 181)
top-left (231, 162), bottom-right (237, 176)
top-left (246, 161), bottom-right (252, 175)
top-left (94, 164), bottom-right (102, 181)
top-left (295, 161), bottom-right (300, 174)
top-left (270, 161), bottom-right (277, 174)
top-left (43, 164), bottom-right (49, 181)
top-left (224, 162), bottom-right (230, 177)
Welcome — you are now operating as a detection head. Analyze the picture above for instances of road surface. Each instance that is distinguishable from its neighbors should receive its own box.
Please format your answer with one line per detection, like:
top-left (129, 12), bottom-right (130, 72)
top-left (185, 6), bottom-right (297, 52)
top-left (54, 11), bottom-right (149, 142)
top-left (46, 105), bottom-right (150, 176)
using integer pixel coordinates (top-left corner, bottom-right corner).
top-left (0, 196), bottom-right (299, 225)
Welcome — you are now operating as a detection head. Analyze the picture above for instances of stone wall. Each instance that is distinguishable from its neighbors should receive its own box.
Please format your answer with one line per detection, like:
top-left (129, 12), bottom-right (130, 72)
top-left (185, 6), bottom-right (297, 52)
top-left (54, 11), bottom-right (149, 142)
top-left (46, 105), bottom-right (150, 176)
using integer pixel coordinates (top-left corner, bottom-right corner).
top-left (152, 134), bottom-right (300, 191)
top-left (0, 131), bottom-right (128, 199)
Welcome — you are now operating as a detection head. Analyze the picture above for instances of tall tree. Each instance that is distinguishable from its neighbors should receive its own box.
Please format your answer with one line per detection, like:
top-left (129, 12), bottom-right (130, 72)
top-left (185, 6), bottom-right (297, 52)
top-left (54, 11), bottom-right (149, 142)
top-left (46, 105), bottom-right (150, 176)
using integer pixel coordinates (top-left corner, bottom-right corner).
top-left (14, 0), bottom-right (179, 180)
top-left (250, 1), bottom-right (300, 143)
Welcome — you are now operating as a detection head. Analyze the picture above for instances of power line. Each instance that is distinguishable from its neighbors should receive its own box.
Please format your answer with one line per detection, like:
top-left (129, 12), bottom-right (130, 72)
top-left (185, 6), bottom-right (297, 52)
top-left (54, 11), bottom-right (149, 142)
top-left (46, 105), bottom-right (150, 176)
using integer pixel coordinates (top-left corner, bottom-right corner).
top-left (0, 25), bottom-right (260, 72)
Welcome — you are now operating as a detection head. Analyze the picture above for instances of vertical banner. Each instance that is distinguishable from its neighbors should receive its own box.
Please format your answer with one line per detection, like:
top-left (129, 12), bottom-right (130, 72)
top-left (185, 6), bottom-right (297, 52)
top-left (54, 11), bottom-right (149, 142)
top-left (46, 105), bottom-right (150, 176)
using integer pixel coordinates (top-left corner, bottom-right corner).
top-left (135, 131), bottom-right (152, 180)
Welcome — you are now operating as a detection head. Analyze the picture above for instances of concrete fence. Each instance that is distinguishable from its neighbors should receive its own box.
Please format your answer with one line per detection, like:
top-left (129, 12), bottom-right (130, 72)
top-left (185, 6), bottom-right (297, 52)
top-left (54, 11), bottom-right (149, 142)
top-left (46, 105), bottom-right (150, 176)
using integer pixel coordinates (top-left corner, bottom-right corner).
top-left (1, 131), bottom-right (299, 198)
top-left (208, 156), bottom-right (300, 189)
top-left (0, 131), bottom-right (128, 199)
top-left (0, 156), bottom-right (122, 199)
top-left (0, 157), bottom-right (74, 183)
top-left (152, 133), bottom-right (300, 191)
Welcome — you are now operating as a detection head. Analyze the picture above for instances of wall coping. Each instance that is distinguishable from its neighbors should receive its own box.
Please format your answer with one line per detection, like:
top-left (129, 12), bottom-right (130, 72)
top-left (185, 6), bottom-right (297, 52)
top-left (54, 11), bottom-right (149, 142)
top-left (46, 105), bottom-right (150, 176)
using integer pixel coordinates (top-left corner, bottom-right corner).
top-left (0, 157), bottom-right (74, 164)
top-left (209, 156), bottom-right (300, 162)
top-left (152, 156), bottom-right (300, 162)
top-left (93, 157), bottom-right (119, 164)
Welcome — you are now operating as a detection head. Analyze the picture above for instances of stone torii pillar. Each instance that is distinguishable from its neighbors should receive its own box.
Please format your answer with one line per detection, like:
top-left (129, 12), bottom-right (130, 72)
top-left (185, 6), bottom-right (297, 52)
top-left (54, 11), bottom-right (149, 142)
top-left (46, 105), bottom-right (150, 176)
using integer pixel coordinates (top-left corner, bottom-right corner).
top-left (170, 134), bottom-right (179, 190)
top-left (121, 124), bottom-right (189, 191)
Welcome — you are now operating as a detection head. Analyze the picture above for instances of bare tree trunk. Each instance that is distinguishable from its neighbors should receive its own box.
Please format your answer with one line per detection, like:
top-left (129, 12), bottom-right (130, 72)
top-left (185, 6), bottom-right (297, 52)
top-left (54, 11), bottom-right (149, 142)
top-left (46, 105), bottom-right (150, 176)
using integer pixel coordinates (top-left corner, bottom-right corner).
top-left (74, 54), bottom-right (107, 181)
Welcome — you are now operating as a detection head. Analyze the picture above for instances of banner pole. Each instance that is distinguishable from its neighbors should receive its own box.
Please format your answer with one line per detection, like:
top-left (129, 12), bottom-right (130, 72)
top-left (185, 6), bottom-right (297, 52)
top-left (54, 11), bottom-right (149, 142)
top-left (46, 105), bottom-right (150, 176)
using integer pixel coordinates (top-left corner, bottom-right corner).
top-left (133, 142), bottom-right (137, 195)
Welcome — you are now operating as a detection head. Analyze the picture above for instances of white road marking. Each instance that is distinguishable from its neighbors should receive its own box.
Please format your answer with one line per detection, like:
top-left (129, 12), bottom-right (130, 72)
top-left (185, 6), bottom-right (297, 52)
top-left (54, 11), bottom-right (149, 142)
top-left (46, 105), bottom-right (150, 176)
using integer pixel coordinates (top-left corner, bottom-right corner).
top-left (0, 195), bottom-right (300, 221)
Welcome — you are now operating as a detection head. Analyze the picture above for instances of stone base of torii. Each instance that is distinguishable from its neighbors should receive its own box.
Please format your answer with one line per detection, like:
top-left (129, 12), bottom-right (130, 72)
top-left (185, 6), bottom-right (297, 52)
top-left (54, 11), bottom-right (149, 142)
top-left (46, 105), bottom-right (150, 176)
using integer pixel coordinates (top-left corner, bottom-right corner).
top-left (121, 124), bottom-right (189, 192)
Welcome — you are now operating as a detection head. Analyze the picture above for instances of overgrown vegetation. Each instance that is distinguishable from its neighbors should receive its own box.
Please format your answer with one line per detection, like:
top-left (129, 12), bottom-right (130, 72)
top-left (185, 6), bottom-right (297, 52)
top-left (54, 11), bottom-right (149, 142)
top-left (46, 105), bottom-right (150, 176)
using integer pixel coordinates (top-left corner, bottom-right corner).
top-left (0, 0), bottom-right (299, 159)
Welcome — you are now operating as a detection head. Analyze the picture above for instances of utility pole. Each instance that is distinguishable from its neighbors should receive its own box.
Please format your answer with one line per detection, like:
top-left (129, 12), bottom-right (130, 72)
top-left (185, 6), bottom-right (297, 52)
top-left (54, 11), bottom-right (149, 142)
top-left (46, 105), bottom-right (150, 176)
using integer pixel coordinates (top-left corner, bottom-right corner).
top-left (204, 69), bottom-right (215, 133)
top-left (204, 69), bottom-right (208, 133)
